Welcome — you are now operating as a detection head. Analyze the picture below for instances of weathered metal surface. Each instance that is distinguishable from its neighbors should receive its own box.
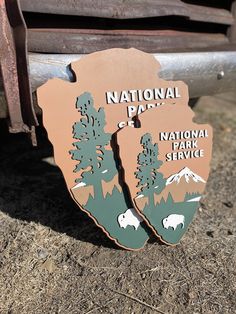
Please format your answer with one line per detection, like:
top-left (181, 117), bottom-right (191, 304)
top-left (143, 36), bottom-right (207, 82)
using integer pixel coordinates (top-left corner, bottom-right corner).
top-left (28, 29), bottom-right (228, 54)
top-left (0, 0), bottom-right (38, 137)
top-left (5, 0), bottom-right (38, 128)
top-left (156, 51), bottom-right (236, 98)
top-left (228, 1), bottom-right (236, 42)
top-left (187, 3), bottom-right (234, 25)
top-left (1, 0), bottom-right (235, 132)
top-left (1, 50), bottom-right (236, 118)
top-left (20, 0), bottom-right (188, 19)
top-left (0, 92), bottom-right (8, 118)
top-left (20, 0), bottom-right (234, 25)
top-left (0, 0), bottom-right (26, 133)
top-left (28, 51), bottom-right (236, 98)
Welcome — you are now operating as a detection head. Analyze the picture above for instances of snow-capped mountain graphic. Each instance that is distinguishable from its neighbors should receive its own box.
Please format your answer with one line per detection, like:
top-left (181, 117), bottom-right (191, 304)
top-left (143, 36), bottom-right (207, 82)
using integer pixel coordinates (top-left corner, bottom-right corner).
top-left (162, 167), bottom-right (205, 202)
top-left (135, 167), bottom-right (206, 208)
top-left (166, 167), bottom-right (206, 186)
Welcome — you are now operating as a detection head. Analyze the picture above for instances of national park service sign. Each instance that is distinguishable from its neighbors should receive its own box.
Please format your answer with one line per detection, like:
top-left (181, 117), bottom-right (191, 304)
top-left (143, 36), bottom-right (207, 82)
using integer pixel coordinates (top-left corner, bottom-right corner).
top-left (37, 48), bottom-right (212, 250)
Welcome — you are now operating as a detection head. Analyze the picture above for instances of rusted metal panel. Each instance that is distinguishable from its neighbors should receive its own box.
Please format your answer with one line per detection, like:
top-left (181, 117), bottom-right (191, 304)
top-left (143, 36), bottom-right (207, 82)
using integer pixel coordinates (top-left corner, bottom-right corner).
top-left (27, 28), bottom-right (228, 54)
top-left (0, 0), bottom-right (26, 133)
top-left (20, 0), bottom-right (234, 25)
top-left (228, 1), bottom-right (236, 42)
top-left (5, 0), bottom-right (38, 128)
top-left (20, 0), bottom-right (188, 19)
top-left (0, 0), bottom-right (38, 144)
top-left (187, 3), bottom-right (234, 25)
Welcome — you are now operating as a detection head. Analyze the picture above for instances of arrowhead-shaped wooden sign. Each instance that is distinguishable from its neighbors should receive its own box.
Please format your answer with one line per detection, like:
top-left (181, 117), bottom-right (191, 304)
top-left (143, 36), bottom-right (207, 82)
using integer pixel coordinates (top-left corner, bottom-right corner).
top-left (37, 48), bottom-right (212, 249)
top-left (117, 104), bottom-right (212, 245)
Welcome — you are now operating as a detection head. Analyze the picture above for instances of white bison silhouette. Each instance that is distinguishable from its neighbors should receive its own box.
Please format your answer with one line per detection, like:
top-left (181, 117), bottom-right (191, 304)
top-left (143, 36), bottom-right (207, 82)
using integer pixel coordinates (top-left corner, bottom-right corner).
top-left (162, 214), bottom-right (185, 230)
top-left (118, 208), bottom-right (143, 230)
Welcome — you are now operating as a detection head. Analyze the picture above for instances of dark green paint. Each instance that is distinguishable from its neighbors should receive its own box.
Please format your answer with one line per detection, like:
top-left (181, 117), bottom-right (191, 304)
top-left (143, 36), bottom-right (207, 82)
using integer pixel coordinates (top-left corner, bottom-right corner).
top-left (184, 192), bottom-right (201, 202)
top-left (84, 186), bottom-right (151, 250)
top-left (136, 133), bottom-right (166, 208)
top-left (70, 92), bottom-right (117, 200)
top-left (143, 194), bottom-right (200, 244)
top-left (70, 92), bottom-right (149, 249)
top-left (136, 133), bottom-right (200, 244)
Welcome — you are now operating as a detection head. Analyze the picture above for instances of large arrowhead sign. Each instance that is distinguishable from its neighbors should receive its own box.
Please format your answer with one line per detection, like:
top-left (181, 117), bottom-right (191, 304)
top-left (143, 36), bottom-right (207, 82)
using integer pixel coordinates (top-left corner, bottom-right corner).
top-left (37, 48), bottom-right (212, 249)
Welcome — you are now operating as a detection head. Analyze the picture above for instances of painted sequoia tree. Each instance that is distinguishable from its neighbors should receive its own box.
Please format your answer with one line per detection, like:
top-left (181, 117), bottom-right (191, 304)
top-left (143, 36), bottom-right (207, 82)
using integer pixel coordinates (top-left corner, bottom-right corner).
top-left (70, 92), bottom-right (116, 199)
top-left (135, 133), bottom-right (166, 208)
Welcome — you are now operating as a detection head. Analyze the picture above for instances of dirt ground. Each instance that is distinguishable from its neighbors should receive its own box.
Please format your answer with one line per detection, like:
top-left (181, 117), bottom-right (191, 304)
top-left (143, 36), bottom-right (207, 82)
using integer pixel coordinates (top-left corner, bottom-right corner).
top-left (0, 92), bottom-right (236, 314)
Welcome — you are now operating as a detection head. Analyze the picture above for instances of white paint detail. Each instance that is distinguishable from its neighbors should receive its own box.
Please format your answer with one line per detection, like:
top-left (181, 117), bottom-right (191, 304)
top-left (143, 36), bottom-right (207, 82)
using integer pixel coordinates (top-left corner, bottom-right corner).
top-left (136, 194), bottom-right (144, 199)
top-left (162, 214), bottom-right (185, 230)
top-left (166, 167), bottom-right (205, 185)
top-left (102, 169), bottom-right (108, 174)
top-left (187, 196), bottom-right (201, 202)
top-left (118, 208), bottom-right (143, 230)
top-left (72, 182), bottom-right (86, 189)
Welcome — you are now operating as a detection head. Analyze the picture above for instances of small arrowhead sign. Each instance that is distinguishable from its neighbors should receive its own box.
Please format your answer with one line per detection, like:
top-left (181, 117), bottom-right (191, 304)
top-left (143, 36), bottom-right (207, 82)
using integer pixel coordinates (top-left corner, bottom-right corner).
top-left (117, 104), bottom-right (212, 245)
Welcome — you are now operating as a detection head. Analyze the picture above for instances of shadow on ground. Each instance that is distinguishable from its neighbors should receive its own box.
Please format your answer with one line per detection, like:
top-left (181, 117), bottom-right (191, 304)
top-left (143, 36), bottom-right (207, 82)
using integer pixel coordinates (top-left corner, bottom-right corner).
top-left (0, 119), bottom-right (120, 249)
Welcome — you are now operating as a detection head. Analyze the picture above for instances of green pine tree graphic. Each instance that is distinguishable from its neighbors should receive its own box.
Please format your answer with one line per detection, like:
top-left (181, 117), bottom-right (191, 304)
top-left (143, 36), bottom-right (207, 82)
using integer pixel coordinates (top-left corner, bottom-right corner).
top-left (70, 92), bottom-right (116, 200)
top-left (135, 133), bottom-right (166, 208)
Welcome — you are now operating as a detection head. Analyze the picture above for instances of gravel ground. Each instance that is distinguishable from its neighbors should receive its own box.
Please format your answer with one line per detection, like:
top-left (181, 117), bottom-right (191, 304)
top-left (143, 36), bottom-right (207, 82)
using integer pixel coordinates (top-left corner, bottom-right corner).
top-left (0, 92), bottom-right (235, 314)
